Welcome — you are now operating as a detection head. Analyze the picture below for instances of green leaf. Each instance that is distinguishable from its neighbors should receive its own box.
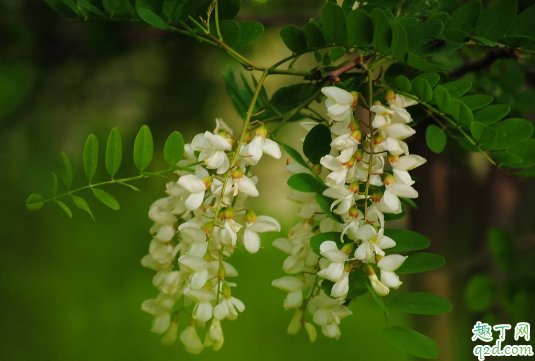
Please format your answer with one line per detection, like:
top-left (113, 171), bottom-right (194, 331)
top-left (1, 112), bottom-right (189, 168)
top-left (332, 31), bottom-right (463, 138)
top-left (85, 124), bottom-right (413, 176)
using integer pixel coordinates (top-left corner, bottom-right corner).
top-left (447, 0), bottom-right (481, 34)
top-left (302, 22), bottom-right (325, 49)
top-left (133, 125), bottom-right (154, 172)
top-left (425, 125), bottom-right (446, 154)
top-left (26, 193), bottom-right (45, 211)
top-left (509, 3), bottom-right (535, 38)
top-left (381, 326), bottom-right (439, 359)
top-left (71, 195), bottom-right (95, 220)
top-left (321, 1), bottom-right (347, 44)
top-left (459, 95), bottom-right (493, 111)
top-left (55, 200), bottom-right (72, 218)
top-left (441, 80), bottom-right (471, 98)
top-left (470, 121), bottom-right (497, 144)
top-left (474, 0), bottom-right (517, 41)
top-left (280, 143), bottom-right (311, 171)
top-left (237, 21), bottom-right (264, 47)
top-left (412, 73), bottom-right (440, 88)
top-left (77, 0), bottom-right (106, 16)
top-left (411, 78), bottom-right (432, 102)
top-left (406, 20), bottom-right (444, 56)
top-left (465, 274), bottom-right (495, 313)
top-left (280, 25), bottom-right (307, 53)
top-left (473, 104), bottom-right (510, 125)
top-left (502, 139), bottom-right (535, 167)
top-left (164, 131), bottom-right (185, 167)
top-left (61, 151), bottom-right (73, 189)
top-left (51, 172), bottom-right (58, 196)
top-left (315, 193), bottom-right (342, 223)
top-left (433, 85), bottom-right (451, 113)
top-left (83, 134), bottom-right (99, 182)
top-left (449, 99), bottom-right (473, 127)
top-left (324, 46), bottom-right (346, 65)
top-left (219, 20), bottom-right (241, 48)
top-left (137, 7), bottom-right (170, 30)
top-left (470, 35), bottom-right (497, 46)
top-left (105, 127), bottom-right (122, 177)
top-left (347, 270), bottom-right (369, 298)
top-left (513, 167), bottom-right (535, 177)
top-left (487, 227), bottom-right (515, 272)
top-left (391, 22), bottom-right (408, 61)
top-left (310, 232), bottom-right (342, 255)
top-left (346, 9), bottom-right (373, 47)
top-left (270, 83), bottom-right (312, 116)
top-left (387, 292), bottom-right (453, 315)
top-left (222, 66), bottom-right (249, 118)
top-left (303, 124), bottom-right (331, 164)
top-left (287, 173), bottom-right (326, 193)
top-left (92, 188), bottom-right (120, 210)
top-left (480, 118), bottom-right (534, 151)
top-left (395, 75), bottom-right (411, 92)
top-left (406, 52), bottom-right (447, 72)
top-left (385, 229), bottom-right (430, 252)
top-left (103, 0), bottom-right (135, 17)
top-left (396, 252), bottom-right (445, 274)
top-left (370, 8), bottom-right (391, 54)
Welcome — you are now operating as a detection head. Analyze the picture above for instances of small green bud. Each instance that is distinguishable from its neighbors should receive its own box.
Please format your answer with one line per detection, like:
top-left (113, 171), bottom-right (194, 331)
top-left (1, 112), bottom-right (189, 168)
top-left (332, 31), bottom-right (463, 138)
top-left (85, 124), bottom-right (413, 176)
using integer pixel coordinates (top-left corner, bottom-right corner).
top-left (371, 192), bottom-right (383, 203)
top-left (255, 125), bottom-right (268, 139)
top-left (202, 221), bottom-right (214, 233)
top-left (222, 283), bottom-right (232, 299)
top-left (231, 167), bottom-right (244, 179)
top-left (341, 243), bottom-right (354, 254)
top-left (349, 206), bottom-right (360, 218)
top-left (245, 209), bottom-right (257, 223)
top-left (383, 173), bottom-right (395, 186)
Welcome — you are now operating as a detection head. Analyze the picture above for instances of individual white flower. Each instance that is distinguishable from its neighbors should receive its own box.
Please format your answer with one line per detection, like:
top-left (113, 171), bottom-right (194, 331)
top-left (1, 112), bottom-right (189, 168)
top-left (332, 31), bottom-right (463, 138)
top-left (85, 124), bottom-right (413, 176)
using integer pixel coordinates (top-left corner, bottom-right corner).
top-left (178, 255), bottom-right (210, 289)
top-left (191, 131), bottom-right (232, 174)
top-left (141, 292), bottom-right (176, 334)
top-left (368, 273), bottom-right (390, 296)
top-left (207, 319), bottom-right (224, 351)
top-left (148, 238), bottom-right (178, 265)
top-left (308, 294), bottom-right (352, 339)
top-left (390, 154), bottom-right (426, 185)
top-left (304, 322), bottom-right (318, 343)
top-left (161, 319), bottom-right (179, 345)
top-left (213, 295), bottom-right (245, 321)
top-left (377, 254), bottom-right (407, 289)
top-left (287, 309), bottom-right (303, 335)
top-left (229, 168), bottom-right (259, 197)
top-left (387, 93), bottom-right (417, 108)
top-left (288, 190), bottom-right (318, 218)
top-left (188, 289), bottom-right (216, 323)
top-left (322, 86), bottom-right (355, 122)
top-left (354, 225), bottom-right (396, 263)
top-left (243, 213), bottom-right (281, 253)
top-left (272, 276), bottom-right (305, 309)
top-left (320, 154), bottom-right (355, 189)
top-left (178, 222), bottom-right (207, 258)
top-left (240, 125), bottom-right (281, 165)
top-left (177, 174), bottom-right (208, 210)
top-left (214, 218), bottom-right (243, 247)
top-left (317, 241), bottom-right (348, 281)
top-left (381, 174), bottom-right (419, 214)
top-left (180, 325), bottom-right (204, 354)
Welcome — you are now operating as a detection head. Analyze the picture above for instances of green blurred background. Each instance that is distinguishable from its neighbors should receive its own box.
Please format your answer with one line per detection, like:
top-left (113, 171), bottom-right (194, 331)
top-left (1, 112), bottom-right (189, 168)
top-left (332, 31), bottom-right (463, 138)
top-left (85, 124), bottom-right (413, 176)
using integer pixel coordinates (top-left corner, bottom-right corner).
top-left (1, 1), bottom-right (534, 360)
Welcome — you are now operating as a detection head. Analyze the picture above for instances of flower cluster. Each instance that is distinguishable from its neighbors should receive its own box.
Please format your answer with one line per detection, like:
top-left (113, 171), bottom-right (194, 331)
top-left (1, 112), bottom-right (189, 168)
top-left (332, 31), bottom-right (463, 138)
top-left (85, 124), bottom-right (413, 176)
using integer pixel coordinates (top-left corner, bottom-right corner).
top-left (273, 86), bottom-right (426, 341)
top-left (141, 119), bottom-right (281, 353)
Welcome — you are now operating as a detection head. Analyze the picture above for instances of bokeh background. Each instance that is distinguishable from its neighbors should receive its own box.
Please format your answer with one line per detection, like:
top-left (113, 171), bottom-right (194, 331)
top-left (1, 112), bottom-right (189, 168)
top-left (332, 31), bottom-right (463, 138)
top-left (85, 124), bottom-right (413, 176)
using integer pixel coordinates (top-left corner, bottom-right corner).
top-left (1, 0), bottom-right (534, 360)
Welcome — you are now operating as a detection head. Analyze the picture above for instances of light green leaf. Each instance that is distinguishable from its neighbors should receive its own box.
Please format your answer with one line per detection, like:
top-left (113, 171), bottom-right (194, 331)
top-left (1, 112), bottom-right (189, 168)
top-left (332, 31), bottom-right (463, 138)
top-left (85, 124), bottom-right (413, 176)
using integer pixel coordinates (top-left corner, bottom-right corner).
top-left (92, 188), bottom-right (120, 210)
top-left (480, 118), bottom-right (533, 151)
top-left (83, 134), bottom-right (99, 182)
top-left (447, 0), bottom-right (481, 34)
top-left (381, 326), bottom-right (439, 359)
top-left (51, 172), bottom-right (58, 196)
top-left (391, 22), bottom-right (408, 61)
top-left (133, 125), bottom-right (153, 172)
top-left (280, 25), bottom-right (307, 53)
top-left (303, 124), bottom-right (331, 164)
top-left (387, 292), bottom-right (453, 315)
top-left (365, 282), bottom-right (388, 313)
top-left (71, 195), bottom-right (95, 220)
top-left (395, 75), bottom-right (411, 92)
top-left (459, 95), bottom-right (493, 111)
top-left (61, 151), bottom-right (73, 189)
top-left (465, 274), bottom-right (495, 313)
top-left (117, 181), bottom-right (141, 192)
top-left (322, 1), bottom-right (347, 44)
top-left (474, 0), bottom-right (517, 41)
top-left (237, 21), bottom-right (264, 47)
top-left (425, 125), bottom-right (446, 154)
top-left (346, 9), bottom-right (373, 47)
top-left (433, 85), bottom-right (451, 113)
top-left (441, 80), bottom-right (471, 98)
top-left (396, 252), bottom-right (445, 274)
top-left (287, 173), bottom-right (326, 193)
top-left (164, 131), bottom-right (185, 167)
top-left (26, 193), bottom-right (45, 211)
top-left (384, 229), bottom-right (430, 252)
top-left (302, 22), bottom-right (325, 49)
top-left (137, 7), bottom-right (170, 30)
top-left (473, 104), bottom-right (510, 125)
top-left (105, 127), bottom-right (122, 177)
top-left (55, 200), bottom-right (72, 218)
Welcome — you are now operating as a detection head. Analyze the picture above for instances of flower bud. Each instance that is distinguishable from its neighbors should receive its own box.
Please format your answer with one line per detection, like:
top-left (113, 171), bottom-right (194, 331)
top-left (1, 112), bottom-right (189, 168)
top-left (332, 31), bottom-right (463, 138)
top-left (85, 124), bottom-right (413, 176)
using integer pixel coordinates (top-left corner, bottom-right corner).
top-left (202, 221), bottom-right (214, 233)
top-left (371, 192), bottom-right (383, 203)
top-left (369, 273), bottom-right (390, 296)
top-left (354, 149), bottom-right (364, 162)
top-left (385, 90), bottom-right (396, 102)
top-left (231, 167), bottom-right (244, 179)
top-left (218, 207), bottom-right (235, 220)
top-left (312, 164), bottom-right (322, 175)
top-left (245, 209), bottom-right (257, 223)
top-left (202, 176), bottom-right (213, 189)
top-left (255, 125), bottom-right (268, 139)
top-left (374, 100), bottom-right (382, 106)
top-left (348, 181), bottom-right (360, 194)
top-left (383, 173), bottom-right (395, 186)
top-left (349, 206), bottom-right (360, 218)
top-left (349, 120), bottom-right (360, 131)
top-left (387, 154), bottom-right (399, 165)
top-left (222, 283), bottom-right (232, 299)
top-left (218, 264), bottom-right (226, 280)
top-left (341, 243), bottom-right (354, 254)
top-left (373, 133), bottom-right (383, 145)
top-left (304, 322), bottom-right (317, 343)
top-left (287, 309), bottom-right (303, 335)
top-left (350, 129), bottom-right (362, 142)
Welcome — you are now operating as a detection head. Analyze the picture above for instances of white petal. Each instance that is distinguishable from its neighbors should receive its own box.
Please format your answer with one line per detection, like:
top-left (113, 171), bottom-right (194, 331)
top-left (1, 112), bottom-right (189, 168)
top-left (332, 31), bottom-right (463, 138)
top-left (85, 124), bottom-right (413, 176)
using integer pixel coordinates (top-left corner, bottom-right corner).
top-left (322, 86), bottom-right (354, 104)
top-left (205, 132), bottom-right (232, 150)
top-left (378, 254), bottom-right (407, 271)
top-left (331, 274), bottom-right (349, 298)
top-left (389, 184), bottom-right (418, 198)
top-left (185, 191), bottom-right (205, 210)
top-left (244, 229), bottom-right (261, 253)
top-left (355, 224), bottom-right (377, 242)
top-left (395, 154), bottom-right (427, 170)
top-left (385, 123), bottom-right (416, 139)
top-left (262, 138), bottom-right (282, 159)
top-left (194, 302), bottom-right (213, 323)
top-left (237, 176), bottom-right (259, 197)
top-left (380, 270), bottom-right (402, 289)
top-left (369, 274), bottom-right (390, 296)
top-left (378, 235), bottom-right (396, 250)
top-left (178, 174), bottom-right (206, 193)
top-left (272, 276), bottom-right (304, 292)
top-left (250, 215), bottom-right (281, 233)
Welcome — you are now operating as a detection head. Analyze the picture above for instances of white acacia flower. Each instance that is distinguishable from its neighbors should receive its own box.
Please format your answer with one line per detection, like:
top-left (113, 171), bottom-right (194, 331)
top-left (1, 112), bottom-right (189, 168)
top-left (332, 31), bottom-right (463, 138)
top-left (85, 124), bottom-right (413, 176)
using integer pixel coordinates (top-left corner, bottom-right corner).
top-left (322, 86), bottom-right (355, 122)
top-left (191, 131), bottom-right (232, 174)
top-left (177, 174), bottom-right (207, 210)
top-left (320, 155), bottom-right (355, 189)
top-left (388, 94), bottom-right (417, 108)
top-left (188, 289), bottom-right (216, 323)
top-left (178, 255), bottom-right (210, 289)
top-left (308, 294), bottom-right (352, 339)
top-left (241, 135), bottom-right (281, 165)
top-left (178, 222), bottom-right (207, 258)
top-left (230, 170), bottom-right (259, 197)
top-left (354, 225), bottom-right (396, 263)
top-left (244, 215), bottom-right (281, 253)
top-left (213, 296), bottom-right (245, 321)
top-left (381, 176), bottom-right (419, 214)
top-left (207, 319), bottom-right (224, 350)
top-left (317, 241), bottom-right (348, 281)
top-left (180, 325), bottom-right (204, 354)
top-left (148, 238), bottom-right (179, 265)
top-left (141, 292), bottom-right (176, 334)
top-left (288, 190), bottom-right (318, 218)
top-left (377, 254), bottom-right (407, 289)
top-left (272, 276), bottom-right (305, 309)
top-left (214, 219), bottom-right (243, 247)
top-left (368, 273), bottom-right (390, 296)
top-left (391, 155), bottom-right (426, 185)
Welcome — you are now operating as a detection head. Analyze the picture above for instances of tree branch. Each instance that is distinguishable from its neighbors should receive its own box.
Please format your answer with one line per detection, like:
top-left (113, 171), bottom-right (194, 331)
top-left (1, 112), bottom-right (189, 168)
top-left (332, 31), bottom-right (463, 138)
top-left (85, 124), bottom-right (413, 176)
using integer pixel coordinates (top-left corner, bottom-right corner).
top-left (448, 48), bottom-right (517, 78)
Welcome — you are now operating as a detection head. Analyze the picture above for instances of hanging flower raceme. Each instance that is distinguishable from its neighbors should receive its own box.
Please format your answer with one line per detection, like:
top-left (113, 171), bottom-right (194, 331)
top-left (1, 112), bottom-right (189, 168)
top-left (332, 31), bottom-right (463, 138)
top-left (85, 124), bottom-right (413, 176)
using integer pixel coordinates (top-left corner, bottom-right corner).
top-left (141, 119), bottom-right (281, 353)
top-left (273, 86), bottom-right (426, 342)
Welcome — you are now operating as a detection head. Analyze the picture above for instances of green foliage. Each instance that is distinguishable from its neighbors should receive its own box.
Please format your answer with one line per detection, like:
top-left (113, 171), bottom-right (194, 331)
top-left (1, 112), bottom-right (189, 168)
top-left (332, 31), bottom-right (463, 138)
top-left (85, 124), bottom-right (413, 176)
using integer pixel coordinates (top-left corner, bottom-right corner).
top-left (287, 173), bottom-right (325, 193)
top-left (381, 326), bottom-right (439, 359)
top-left (303, 124), bottom-right (331, 164)
top-left (386, 292), bottom-right (452, 315)
top-left (280, 25), bottom-right (307, 54)
top-left (92, 188), bottom-right (121, 210)
top-left (396, 252), bottom-right (445, 274)
top-left (133, 125), bottom-right (154, 172)
top-left (384, 229), bottom-right (430, 252)
top-left (83, 134), bottom-right (99, 182)
top-left (106, 127), bottom-right (123, 177)
top-left (425, 125), bottom-right (446, 154)
top-left (465, 274), bottom-right (495, 313)
top-left (164, 131), bottom-right (185, 167)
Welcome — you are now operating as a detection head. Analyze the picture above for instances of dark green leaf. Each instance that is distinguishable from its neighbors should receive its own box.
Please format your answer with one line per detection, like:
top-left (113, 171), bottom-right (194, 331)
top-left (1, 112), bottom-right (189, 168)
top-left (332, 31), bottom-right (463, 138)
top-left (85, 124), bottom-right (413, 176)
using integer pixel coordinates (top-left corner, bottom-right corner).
top-left (396, 252), bottom-right (445, 274)
top-left (271, 83), bottom-right (311, 115)
top-left (509, 3), bottom-right (535, 37)
top-left (26, 193), bottom-right (45, 211)
top-left (449, 99), bottom-right (473, 127)
top-left (164, 131), bottom-right (185, 166)
top-left (391, 22), bottom-right (408, 61)
top-left (425, 125), bottom-right (446, 154)
top-left (384, 229), bottom-right (430, 252)
top-left (406, 20), bottom-right (444, 56)
top-left (513, 167), bottom-right (535, 177)
top-left (55, 200), bottom-right (72, 218)
top-left (280, 25), bottom-right (307, 53)
top-left (381, 326), bottom-right (439, 359)
top-left (51, 172), bottom-right (58, 196)
top-left (447, 0), bottom-right (481, 34)
top-left (287, 173), bottom-right (326, 193)
top-left (387, 292), bottom-right (452, 315)
top-left (502, 139), bottom-right (535, 167)
top-left (459, 95), bottom-right (493, 111)
top-left (348, 270), bottom-right (369, 298)
top-left (395, 75), bottom-right (411, 92)
top-left (103, 0), bottom-right (135, 17)
top-left (480, 118), bottom-right (533, 151)
top-left (406, 52), bottom-right (447, 72)
top-left (412, 73), bottom-right (440, 88)
top-left (61, 151), bottom-right (73, 189)
top-left (303, 124), bottom-right (331, 164)
top-left (370, 8), bottom-right (392, 54)
top-left (411, 78), bottom-right (432, 102)
top-left (220, 20), bottom-right (241, 48)
top-left (302, 22), bottom-right (325, 49)
top-left (365, 282), bottom-right (388, 313)
top-left (105, 127), bottom-right (122, 177)
top-left (473, 104), bottom-right (510, 125)
top-left (441, 80), bottom-right (471, 98)
top-left (433, 85), bottom-right (451, 113)
top-left (83, 134), bottom-right (99, 182)
top-left (465, 274), bottom-right (495, 313)
top-left (474, 0), bottom-right (517, 41)
top-left (346, 9), bottom-right (373, 47)
top-left (92, 188), bottom-right (120, 210)
top-left (133, 125), bottom-right (153, 172)
top-left (322, 1), bottom-right (347, 44)
top-left (237, 21), bottom-right (264, 47)
top-left (470, 121), bottom-right (497, 144)
top-left (71, 195), bottom-right (95, 220)
top-left (310, 232), bottom-right (342, 255)
top-left (280, 142), bottom-right (311, 171)
top-left (315, 193), bottom-right (342, 223)
top-left (77, 0), bottom-right (105, 16)
top-left (137, 7), bottom-right (170, 30)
